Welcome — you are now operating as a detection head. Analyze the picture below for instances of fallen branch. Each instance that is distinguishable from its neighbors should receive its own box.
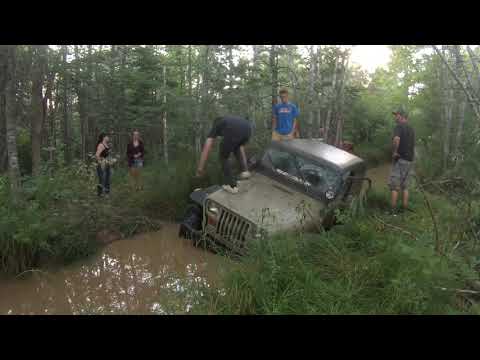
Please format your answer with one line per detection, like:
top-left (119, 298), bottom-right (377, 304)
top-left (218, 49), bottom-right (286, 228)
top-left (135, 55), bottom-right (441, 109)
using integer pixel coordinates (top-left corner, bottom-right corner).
top-left (372, 215), bottom-right (418, 241)
top-left (436, 286), bottom-right (480, 295)
top-left (15, 269), bottom-right (48, 278)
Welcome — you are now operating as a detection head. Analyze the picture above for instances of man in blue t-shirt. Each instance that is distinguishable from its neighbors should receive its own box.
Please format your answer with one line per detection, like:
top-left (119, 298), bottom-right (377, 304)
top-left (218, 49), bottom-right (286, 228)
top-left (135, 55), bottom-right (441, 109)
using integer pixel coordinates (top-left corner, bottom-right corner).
top-left (272, 88), bottom-right (300, 141)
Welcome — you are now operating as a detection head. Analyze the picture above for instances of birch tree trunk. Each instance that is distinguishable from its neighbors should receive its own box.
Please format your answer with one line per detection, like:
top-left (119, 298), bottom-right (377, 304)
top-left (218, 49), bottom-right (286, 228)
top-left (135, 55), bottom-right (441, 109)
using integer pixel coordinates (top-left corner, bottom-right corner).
top-left (0, 46), bottom-right (7, 173)
top-left (452, 45), bottom-right (466, 165)
top-left (325, 52), bottom-right (339, 144)
top-left (30, 45), bottom-right (48, 176)
top-left (270, 45), bottom-right (278, 129)
top-left (307, 46), bottom-right (316, 139)
top-left (5, 46), bottom-right (21, 196)
top-left (61, 45), bottom-right (72, 165)
top-left (315, 46), bottom-right (323, 138)
top-left (441, 46), bottom-right (453, 170)
top-left (0, 93), bottom-right (6, 173)
top-left (287, 45), bottom-right (297, 100)
top-left (334, 54), bottom-right (349, 146)
top-left (162, 65), bottom-right (168, 165)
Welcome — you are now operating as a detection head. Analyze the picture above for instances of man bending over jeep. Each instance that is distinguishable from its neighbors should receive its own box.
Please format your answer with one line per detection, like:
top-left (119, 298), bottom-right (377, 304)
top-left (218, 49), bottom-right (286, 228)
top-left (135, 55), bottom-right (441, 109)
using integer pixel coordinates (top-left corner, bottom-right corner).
top-left (196, 116), bottom-right (253, 194)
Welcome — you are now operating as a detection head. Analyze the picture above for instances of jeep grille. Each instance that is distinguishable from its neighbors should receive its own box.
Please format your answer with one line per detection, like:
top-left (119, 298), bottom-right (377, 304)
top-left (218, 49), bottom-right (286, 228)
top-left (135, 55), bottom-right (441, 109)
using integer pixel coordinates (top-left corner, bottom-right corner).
top-left (215, 208), bottom-right (252, 247)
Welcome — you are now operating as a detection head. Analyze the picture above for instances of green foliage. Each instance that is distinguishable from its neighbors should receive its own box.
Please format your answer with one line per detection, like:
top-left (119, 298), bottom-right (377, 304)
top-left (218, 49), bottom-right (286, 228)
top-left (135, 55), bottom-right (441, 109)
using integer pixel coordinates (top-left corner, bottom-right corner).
top-left (198, 208), bottom-right (479, 315)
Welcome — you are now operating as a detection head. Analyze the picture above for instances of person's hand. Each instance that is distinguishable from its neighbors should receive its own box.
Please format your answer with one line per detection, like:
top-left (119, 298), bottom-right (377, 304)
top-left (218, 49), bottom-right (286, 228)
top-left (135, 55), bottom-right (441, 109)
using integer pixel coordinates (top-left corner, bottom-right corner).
top-left (392, 152), bottom-right (400, 161)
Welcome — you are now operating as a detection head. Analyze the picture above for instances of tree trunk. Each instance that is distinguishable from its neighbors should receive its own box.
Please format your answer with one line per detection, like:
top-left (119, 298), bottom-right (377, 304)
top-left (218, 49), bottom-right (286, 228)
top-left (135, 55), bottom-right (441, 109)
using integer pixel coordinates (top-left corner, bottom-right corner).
top-left (466, 46), bottom-right (480, 95)
top-left (449, 46), bottom-right (466, 166)
top-left (197, 45), bottom-right (211, 154)
top-left (187, 45), bottom-right (193, 98)
top-left (162, 65), bottom-right (168, 165)
top-left (270, 45), bottom-right (278, 129)
top-left (334, 54), bottom-right (349, 145)
top-left (287, 46), bottom-right (297, 100)
top-left (30, 45), bottom-right (48, 176)
top-left (315, 46), bottom-right (323, 138)
top-left (433, 45), bottom-right (480, 123)
top-left (61, 45), bottom-right (72, 165)
top-left (5, 46), bottom-right (21, 196)
top-left (441, 46), bottom-right (452, 170)
top-left (325, 52), bottom-right (339, 144)
top-left (0, 92), bottom-right (6, 173)
top-left (307, 46), bottom-right (315, 139)
top-left (0, 46), bottom-right (8, 173)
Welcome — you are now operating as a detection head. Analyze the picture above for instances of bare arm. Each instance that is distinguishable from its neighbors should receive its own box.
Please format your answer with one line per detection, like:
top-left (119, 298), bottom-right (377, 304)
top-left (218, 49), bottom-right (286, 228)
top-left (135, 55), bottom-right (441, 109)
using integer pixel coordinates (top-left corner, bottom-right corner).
top-left (96, 143), bottom-right (105, 162)
top-left (239, 145), bottom-right (248, 171)
top-left (392, 136), bottom-right (400, 158)
top-left (292, 118), bottom-right (299, 137)
top-left (196, 138), bottom-right (215, 176)
top-left (272, 115), bottom-right (277, 131)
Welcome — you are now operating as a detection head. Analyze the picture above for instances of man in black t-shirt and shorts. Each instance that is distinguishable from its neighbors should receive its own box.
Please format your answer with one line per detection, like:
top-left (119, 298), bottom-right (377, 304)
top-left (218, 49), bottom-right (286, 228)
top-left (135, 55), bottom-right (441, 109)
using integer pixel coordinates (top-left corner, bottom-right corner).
top-left (388, 108), bottom-right (415, 215)
top-left (196, 116), bottom-right (253, 194)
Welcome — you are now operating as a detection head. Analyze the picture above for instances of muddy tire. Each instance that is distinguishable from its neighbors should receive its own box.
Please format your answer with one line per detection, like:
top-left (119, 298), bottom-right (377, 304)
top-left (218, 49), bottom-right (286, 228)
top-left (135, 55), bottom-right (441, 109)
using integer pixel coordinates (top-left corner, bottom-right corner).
top-left (179, 205), bottom-right (202, 244)
top-left (322, 210), bottom-right (337, 230)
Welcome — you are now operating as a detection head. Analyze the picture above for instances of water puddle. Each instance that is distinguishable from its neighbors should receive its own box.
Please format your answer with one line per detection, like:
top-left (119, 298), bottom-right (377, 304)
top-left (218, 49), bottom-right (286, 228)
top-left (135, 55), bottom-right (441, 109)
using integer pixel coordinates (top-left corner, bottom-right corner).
top-left (0, 224), bottom-right (225, 315)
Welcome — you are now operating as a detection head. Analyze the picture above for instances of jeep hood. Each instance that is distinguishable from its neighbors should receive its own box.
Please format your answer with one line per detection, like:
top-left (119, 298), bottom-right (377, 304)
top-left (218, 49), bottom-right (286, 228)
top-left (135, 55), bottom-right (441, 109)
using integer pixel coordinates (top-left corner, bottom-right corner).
top-left (206, 173), bottom-right (324, 234)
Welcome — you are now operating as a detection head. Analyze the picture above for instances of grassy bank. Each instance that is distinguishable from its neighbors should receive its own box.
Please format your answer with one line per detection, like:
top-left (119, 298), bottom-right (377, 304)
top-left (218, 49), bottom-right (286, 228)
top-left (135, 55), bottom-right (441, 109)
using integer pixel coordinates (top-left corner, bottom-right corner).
top-left (194, 186), bottom-right (480, 314)
top-left (0, 153), bottom-right (221, 275)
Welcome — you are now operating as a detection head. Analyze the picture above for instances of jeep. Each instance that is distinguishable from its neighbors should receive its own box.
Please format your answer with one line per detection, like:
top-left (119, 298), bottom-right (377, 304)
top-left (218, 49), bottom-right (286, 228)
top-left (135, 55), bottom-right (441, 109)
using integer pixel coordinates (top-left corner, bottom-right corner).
top-left (179, 139), bottom-right (370, 253)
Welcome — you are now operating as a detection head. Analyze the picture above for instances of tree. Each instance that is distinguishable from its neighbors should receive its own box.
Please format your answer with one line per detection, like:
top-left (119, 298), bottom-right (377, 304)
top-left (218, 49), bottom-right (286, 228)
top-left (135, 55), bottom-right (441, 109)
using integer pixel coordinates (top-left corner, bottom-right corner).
top-left (61, 45), bottom-right (72, 165)
top-left (4, 46), bottom-right (21, 196)
top-left (0, 47), bottom-right (7, 173)
top-left (30, 45), bottom-right (48, 175)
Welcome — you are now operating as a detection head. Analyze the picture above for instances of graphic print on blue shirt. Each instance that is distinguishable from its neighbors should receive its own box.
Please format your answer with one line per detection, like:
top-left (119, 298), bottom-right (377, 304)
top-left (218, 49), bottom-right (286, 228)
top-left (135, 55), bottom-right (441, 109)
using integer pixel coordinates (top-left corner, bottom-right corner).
top-left (273, 102), bottom-right (299, 135)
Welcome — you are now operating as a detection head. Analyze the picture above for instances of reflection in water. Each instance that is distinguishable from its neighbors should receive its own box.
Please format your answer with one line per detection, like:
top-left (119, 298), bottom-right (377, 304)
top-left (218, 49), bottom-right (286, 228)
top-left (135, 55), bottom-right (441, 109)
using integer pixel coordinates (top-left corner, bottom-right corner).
top-left (0, 224), bottom-right (225, 315)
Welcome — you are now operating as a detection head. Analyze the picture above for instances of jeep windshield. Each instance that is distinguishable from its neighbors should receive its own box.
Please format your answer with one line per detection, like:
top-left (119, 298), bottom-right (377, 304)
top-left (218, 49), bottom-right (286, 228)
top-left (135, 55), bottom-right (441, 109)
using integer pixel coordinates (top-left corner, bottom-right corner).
top-left (258, 146), bottom-right (347, 199)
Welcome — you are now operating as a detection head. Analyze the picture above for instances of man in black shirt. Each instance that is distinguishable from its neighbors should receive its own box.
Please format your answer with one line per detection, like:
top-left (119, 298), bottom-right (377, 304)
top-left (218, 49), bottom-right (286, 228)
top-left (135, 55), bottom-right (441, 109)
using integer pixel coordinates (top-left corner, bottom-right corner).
top-left (388, 108), bottom-right (415, 214)
top-left (196, 116), bottom-right (253, 194)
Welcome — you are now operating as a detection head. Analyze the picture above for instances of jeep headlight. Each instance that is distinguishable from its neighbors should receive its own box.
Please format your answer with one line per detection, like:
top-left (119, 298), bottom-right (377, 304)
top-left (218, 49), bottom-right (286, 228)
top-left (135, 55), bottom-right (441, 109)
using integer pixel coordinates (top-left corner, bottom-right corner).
top-left (207, 202), bottom-right (219, 215)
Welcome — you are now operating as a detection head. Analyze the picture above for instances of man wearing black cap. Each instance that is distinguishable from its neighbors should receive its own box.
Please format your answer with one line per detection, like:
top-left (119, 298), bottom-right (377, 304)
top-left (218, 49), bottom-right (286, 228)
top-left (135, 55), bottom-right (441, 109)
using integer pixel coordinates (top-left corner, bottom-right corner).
top-left (196, 116), bottom-right (253, 194)
top-left (388, 108), bottom-right (415, 215)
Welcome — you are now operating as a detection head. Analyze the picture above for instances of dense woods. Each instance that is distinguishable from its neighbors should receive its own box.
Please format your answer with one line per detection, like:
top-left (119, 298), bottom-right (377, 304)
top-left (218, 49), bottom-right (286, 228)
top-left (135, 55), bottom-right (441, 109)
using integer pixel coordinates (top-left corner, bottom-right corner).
top-left (2, 45), bottom-right (480, 184)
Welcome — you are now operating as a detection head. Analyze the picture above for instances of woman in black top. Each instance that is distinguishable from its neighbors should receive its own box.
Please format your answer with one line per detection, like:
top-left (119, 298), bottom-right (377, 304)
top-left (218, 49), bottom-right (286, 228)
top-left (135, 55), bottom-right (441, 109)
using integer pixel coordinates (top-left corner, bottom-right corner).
top-left (126, 130), bottom-right (145, 191)
top-left (95, 133), bottom-right (111, 197)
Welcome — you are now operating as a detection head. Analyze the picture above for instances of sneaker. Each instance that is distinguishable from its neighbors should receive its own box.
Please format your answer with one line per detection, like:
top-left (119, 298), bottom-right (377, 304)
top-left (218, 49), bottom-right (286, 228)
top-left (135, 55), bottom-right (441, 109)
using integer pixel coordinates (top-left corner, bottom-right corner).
top-left (222, 185), bottom-right (239, 194)
top-left (387, 208), bottom-right (398, 216)
top-left (239, 171), bottom-right (252, 180)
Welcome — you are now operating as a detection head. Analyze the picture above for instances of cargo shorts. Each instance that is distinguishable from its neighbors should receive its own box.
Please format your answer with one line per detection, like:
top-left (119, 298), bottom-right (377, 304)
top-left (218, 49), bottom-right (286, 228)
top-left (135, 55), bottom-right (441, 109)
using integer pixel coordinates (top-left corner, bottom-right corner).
top-left (272, 130), bottom-right (294, 141)
top-left (388, 158), bottom-right (414, 191)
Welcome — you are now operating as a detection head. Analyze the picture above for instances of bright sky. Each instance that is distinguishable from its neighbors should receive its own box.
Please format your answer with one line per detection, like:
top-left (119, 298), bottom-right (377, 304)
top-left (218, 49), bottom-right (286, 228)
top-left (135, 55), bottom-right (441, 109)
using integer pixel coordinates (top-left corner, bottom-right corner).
top-left (349, 45), bottom-right (391, 73)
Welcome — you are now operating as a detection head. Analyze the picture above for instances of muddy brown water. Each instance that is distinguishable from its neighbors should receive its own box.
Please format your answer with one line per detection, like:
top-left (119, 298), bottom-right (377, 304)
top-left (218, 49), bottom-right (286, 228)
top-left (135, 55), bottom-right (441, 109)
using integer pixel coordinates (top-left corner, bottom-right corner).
top-left (0, 224), bottom-right (226, 315)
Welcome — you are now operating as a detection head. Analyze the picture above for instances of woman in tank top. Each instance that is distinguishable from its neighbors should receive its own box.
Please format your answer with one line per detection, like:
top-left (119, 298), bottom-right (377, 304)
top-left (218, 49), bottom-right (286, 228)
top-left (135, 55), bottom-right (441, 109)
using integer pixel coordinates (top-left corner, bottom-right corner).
top-left (95, 133), bottom-right (111, 197)
top-left (126, 130), bottom-right (145, 191)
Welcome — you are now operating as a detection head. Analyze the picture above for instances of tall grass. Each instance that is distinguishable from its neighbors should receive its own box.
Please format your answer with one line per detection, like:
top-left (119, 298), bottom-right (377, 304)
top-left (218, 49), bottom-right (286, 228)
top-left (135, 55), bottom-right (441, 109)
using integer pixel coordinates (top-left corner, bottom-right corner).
top-left (196, 188), bottom-right (480, 315)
